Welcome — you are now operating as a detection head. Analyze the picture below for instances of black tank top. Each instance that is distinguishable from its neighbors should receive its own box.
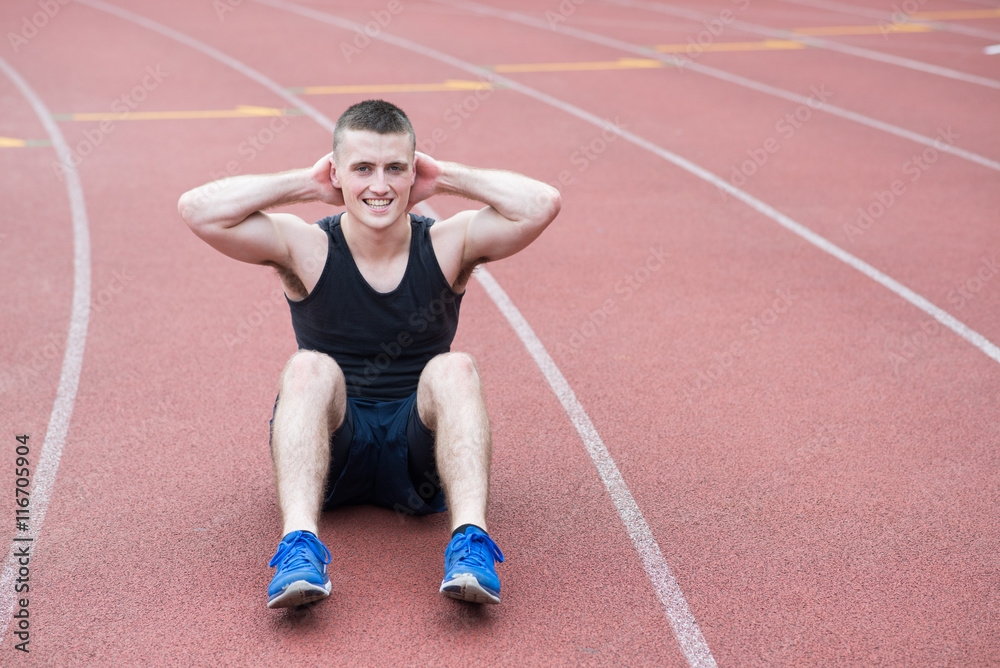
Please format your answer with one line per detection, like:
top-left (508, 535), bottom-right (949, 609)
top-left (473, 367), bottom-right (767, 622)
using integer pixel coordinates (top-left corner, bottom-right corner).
top-left (287, 213), bottom-right (463, 401)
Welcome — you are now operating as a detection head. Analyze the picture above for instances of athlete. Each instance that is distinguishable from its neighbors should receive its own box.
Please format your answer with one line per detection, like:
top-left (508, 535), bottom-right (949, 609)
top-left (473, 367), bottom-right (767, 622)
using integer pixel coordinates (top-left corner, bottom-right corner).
top-left (177, 100), bottom-right (561, 608)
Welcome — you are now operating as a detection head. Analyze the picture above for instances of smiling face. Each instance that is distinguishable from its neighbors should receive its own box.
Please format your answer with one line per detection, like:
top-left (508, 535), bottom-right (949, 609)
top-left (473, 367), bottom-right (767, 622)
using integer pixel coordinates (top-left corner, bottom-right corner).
top-left (332, 129), bottom-right (416, 232)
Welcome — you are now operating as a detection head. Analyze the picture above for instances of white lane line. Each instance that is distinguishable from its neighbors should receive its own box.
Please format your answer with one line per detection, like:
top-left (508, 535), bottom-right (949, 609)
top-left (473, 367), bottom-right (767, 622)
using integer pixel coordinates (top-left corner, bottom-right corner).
top-left (0, 57), bottom-right (92, 645)
top-left (986, 44), bottom-right (1000, 54)
top-left (778, 0), bottom-right (1000, 42)
top-left (424, 203), bottom-right (717, 667)
top-left (433, 0), bottom-right (1000, 173)
top-left (255, 0), bottom-right (1000, 368)
top-left (604, 0), bottom-right (1000, 91)
top-left (74, 0), bottom-right (336, 135)
top-left (72, 5), bottom-right (716, 665)
top-left (476, 268), bottom-right (718, 667)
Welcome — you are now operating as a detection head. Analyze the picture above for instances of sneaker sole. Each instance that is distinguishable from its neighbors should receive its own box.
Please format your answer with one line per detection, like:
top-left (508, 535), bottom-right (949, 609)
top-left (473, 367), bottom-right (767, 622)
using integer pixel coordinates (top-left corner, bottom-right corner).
top-left (439, 574), bottom-right (500, 605)
top-left (267, 580), bottom-right (332, 609)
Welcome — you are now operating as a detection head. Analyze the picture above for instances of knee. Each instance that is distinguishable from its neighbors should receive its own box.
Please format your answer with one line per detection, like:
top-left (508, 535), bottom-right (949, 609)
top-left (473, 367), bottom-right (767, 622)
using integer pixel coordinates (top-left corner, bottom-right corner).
top-left (280, 350), bottom-right (344, 398)
top-left (422, 352), bottom-right (481, 393)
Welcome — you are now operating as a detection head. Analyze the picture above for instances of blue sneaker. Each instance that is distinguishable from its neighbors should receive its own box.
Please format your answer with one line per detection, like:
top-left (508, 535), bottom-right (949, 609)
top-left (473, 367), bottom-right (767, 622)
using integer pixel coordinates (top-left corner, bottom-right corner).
top-left (439, 527), bottom-right (505, 604)
top-left (267, 530), bottom-right (332, 609)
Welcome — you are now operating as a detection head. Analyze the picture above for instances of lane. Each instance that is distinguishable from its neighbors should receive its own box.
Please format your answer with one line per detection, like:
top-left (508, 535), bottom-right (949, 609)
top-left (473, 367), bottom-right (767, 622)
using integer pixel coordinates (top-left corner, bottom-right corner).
top-left (433, 0), bottom-right (1000, 168)
top-left (460, 255), bottom-right (716, 668)
top-left (604, 0), bottom-right (1000, 85)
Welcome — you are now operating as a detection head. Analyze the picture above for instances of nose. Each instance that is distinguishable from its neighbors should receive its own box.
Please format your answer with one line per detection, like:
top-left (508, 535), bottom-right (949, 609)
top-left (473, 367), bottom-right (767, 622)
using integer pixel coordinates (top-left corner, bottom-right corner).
top-left (370, 169), bottom-right (390, 194)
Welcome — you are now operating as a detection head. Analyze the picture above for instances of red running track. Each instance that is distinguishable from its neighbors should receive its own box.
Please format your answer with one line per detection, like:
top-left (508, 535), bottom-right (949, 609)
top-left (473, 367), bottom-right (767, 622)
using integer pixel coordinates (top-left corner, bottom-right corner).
top-left (1, 0), bottom-right (998, 665)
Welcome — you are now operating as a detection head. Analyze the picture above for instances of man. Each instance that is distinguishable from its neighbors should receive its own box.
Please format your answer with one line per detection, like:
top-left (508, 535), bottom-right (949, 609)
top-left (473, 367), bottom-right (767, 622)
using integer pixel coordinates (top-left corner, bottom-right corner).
top-left (177, 100), bottom-right (560, 608)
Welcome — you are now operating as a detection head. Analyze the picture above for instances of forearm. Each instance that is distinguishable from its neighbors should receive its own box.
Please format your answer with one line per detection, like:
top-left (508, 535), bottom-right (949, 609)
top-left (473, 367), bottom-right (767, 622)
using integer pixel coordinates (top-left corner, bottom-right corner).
top-left (433, 162), bottom-right (560, 226)
top-left (178, 169), bottom-right (320, 230)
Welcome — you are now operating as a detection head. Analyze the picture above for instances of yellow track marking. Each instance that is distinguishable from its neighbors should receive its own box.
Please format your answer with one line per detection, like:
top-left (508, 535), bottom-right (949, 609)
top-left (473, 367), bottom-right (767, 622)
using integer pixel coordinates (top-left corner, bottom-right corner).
top-left (494, 58), bottom-right (664, 73)
top-left (0, 137), bottom-right (27, 147)
top-left (63, 105), bottom-right (287, 121)
top-left (301, 79), bottom-right (492, 94)
top-left (656, 39), bottom-right (806, 52)
top-left (793, 24), bottom-right (933, 35)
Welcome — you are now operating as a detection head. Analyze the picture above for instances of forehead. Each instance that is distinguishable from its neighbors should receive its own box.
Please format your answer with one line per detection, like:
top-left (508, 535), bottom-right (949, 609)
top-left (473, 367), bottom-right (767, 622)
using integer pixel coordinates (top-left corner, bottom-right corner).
top-left (338, 129), bottom-right (412, 164)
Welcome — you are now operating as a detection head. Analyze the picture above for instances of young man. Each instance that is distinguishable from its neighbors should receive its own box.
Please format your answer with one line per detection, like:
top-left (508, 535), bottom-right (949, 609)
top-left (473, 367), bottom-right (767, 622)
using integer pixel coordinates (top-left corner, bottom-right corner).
top-left (177, 100), bottom-right (560, 608)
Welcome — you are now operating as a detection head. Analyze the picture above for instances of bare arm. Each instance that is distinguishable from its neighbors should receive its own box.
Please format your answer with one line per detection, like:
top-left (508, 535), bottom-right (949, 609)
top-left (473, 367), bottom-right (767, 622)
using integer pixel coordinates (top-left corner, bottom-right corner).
top-left (177, 153), bottom-right (342, 267)
top-left (410, 153), bottom-right (562, 268)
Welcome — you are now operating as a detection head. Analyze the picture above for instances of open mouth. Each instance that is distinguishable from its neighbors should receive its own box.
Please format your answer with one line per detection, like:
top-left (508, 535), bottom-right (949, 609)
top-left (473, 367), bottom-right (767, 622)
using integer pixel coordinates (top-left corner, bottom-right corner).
top-left (363, 198), bottom-right (392, 212)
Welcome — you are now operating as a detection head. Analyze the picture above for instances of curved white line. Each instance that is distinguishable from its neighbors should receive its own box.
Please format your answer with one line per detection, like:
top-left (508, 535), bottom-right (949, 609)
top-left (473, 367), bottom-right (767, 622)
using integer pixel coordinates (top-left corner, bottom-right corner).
top-left (604, 0), bottom-right (1000, 90)
top-left (0, 57), bottom-right (91, 645)
top-left (250, 0), bottom-right (1000, 367)
top-left (73, 0), bottom-right (336, 134)
top-left (71, 4), bottom-right (717, 665)
top-left (424, 203), bottom-right (718, 667)
top-left (432, 0), bottom-right (1000, 173)
top-left (475, 265), bottom-right (718, 668)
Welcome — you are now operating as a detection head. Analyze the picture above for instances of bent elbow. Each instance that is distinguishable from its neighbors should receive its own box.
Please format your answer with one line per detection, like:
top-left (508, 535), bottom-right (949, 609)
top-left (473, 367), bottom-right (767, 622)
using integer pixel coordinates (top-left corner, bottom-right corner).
top-left (177, 189), bottom-right (207, 231)
top-left (546, 186), bottom-right (562, 222)
top-left (533, 185), bottom-right (561, 228)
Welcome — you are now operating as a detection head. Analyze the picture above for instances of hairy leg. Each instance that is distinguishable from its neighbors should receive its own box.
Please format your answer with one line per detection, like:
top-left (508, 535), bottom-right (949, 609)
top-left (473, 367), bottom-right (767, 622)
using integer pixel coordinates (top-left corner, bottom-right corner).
top-left (417, 352), bottom-right (492, 532)
top-left (271, 350), bottom-right (346, 536)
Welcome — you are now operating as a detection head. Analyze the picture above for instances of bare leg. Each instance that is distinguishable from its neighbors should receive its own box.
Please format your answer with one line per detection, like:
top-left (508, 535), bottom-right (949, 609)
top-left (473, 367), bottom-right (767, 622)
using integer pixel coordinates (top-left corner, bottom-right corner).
top-left (270, 350), bottom-right (346, 537)
top-left (417, 352), bottom-right (492, 533)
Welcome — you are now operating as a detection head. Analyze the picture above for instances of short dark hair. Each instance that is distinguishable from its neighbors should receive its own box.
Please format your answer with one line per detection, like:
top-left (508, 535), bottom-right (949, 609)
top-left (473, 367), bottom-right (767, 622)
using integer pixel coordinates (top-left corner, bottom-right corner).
top-left (332, 99), bottom-right (415, 158)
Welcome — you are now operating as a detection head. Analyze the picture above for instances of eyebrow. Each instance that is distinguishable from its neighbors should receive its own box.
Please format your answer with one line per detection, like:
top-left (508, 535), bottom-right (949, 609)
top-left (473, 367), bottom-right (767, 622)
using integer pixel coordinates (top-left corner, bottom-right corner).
top-left (349, 160), bottom-right (409, 170)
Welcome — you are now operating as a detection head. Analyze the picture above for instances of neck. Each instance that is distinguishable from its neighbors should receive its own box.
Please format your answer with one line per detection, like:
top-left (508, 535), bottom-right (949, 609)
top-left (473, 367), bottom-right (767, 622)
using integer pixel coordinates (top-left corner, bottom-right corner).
top-left (340, 211), bottom-right (411, 262)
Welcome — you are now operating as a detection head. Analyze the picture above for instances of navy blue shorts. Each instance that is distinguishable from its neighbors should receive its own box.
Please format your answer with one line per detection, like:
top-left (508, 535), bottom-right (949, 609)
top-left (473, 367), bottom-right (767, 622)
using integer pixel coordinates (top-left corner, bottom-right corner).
top-left (270, 393), bottom-right (446, 516)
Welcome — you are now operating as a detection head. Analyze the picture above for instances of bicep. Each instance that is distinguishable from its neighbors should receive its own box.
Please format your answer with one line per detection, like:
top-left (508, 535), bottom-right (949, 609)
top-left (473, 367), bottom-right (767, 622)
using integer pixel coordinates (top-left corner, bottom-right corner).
top-left (189, 211), bottom-right (303, 267)
top-left (461, 206), bottom-right (551, 266)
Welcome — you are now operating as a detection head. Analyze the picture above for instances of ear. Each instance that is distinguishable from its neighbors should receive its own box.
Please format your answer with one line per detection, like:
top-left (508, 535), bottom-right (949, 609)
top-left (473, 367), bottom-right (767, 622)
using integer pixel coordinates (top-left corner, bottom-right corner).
top-left (330, 159), bottom-right (341, 189)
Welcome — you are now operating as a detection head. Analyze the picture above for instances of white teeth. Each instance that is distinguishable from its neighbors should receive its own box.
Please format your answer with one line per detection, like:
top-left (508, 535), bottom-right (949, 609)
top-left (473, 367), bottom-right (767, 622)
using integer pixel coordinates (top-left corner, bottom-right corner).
top-left (365, 198), bottom-right (391, 208)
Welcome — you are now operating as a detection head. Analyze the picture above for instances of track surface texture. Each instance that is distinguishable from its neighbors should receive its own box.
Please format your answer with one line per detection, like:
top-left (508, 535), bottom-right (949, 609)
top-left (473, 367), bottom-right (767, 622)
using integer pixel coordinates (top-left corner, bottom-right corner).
top-left (1, 0), bottom-right (998, 665)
